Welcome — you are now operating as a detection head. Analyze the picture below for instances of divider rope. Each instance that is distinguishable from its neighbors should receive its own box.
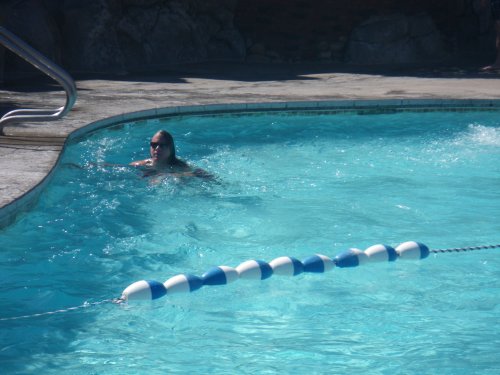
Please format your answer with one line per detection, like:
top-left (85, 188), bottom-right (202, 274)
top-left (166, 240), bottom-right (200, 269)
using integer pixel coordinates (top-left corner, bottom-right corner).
top-left (119, 241), bottom-right (500, 302)
top-left (2, 242), bottom-right (499, 321)
top-left (431, 244), bottom-right (500, 253)
top-left (0, 298), bottom-right (120, 322)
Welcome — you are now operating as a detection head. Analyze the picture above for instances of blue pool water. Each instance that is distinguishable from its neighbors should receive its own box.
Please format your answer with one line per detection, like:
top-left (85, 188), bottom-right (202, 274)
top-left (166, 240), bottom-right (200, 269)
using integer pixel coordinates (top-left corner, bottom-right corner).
top-left (1, 110), bottom-right (500, 374)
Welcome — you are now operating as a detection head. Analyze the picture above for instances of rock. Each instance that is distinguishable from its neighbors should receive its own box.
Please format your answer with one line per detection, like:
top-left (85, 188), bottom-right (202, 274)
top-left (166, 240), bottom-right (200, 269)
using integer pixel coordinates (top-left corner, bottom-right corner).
top-left (346, 13), bottom-right (448, 65)
top-left (62, 0), bottom-right (126, 73)
top-left (2, 0), bottom-right (62, 72)
top-left (0, 0), bottom-right (245, 75)
top-left (0, 0), bottom-right (494, 78)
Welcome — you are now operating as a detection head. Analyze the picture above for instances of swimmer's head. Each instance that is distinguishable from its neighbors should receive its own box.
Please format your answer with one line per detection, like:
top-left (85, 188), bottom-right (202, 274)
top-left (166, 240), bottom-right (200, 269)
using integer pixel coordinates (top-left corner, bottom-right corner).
top-left (150, 130), bottom-right (175, 165)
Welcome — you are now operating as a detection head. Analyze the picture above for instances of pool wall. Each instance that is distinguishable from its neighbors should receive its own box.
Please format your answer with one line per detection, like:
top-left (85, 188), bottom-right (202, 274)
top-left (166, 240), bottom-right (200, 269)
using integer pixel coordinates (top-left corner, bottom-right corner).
top-left (1, 98), bottom-right (500, 229)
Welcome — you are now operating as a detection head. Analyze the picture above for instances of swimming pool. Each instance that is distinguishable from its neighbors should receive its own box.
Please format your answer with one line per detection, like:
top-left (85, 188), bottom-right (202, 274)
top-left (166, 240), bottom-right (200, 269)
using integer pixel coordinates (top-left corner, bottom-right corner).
top-left (1, 107), bottom-right (500, 374)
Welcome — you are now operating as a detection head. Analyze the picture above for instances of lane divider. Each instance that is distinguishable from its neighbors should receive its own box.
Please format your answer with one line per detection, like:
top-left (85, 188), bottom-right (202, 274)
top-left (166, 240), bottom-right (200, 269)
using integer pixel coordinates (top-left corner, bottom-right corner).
top-left (120, 241), bottom-right (429, 301)
top-left (2, 241), bottom-right (499, 321)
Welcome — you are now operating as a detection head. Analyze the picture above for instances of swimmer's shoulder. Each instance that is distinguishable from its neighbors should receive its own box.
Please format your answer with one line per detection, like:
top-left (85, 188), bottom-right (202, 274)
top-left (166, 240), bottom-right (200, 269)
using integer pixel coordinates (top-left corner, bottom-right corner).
top-left (130, 159), bottom-right (153, 167)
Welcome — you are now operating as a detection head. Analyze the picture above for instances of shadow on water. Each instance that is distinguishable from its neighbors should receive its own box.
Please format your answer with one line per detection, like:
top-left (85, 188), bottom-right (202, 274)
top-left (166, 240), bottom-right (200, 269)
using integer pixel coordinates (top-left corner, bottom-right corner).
top-left (0, 161), bottom-right (193, 373)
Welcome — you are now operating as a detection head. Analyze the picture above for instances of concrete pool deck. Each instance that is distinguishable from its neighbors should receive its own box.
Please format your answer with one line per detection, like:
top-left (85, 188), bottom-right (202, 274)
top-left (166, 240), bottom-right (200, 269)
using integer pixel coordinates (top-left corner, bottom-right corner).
top-left (1, 62), bottom-right (499, 227)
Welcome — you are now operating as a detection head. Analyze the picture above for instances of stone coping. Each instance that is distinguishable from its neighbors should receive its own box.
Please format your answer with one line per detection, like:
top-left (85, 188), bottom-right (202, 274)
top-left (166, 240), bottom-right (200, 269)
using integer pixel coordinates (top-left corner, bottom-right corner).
top-left (1, 98), bottom-right (500, 229)
top-left (70, 98), bottom-right (500, 137)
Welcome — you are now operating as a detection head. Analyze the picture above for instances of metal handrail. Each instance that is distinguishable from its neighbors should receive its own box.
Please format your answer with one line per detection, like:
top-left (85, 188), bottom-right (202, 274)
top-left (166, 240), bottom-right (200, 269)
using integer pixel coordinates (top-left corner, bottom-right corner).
top-left (0, 26), bottom-right (77, 135)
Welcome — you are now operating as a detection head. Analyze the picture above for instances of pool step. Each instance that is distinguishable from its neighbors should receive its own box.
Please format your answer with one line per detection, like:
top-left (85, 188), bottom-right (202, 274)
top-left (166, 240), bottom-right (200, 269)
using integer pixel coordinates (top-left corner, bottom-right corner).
top-left (0, 134), bottom-right (65, 148)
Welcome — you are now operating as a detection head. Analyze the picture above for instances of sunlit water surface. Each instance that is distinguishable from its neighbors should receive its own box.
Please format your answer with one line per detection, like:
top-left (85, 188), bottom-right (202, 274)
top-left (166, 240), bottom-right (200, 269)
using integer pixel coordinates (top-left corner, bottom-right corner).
top-left (1, 110), bottom-right (500, 374)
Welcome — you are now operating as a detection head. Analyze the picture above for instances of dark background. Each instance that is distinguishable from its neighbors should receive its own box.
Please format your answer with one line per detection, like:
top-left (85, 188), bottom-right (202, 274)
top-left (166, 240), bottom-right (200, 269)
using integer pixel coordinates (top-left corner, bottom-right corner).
top-left (0, 0), bottom-right (496, 82)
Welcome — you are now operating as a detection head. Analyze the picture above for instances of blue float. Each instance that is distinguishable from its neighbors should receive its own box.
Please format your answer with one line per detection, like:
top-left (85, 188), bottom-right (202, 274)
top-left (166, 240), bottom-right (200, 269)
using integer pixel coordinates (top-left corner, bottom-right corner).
top-left (164, 274), bottom-right (203, 294)
top-left (364, 244), bottom-right (398, 262)
top-left (122, 280), bottom-right (167, 301)
top-left (120, 241), bottom-right (438, 301)
top-left (333, 248), bottom-right (368, 268)
top-left (236, 260), bottom-right (273, 280)
top-left (302, 254), bottom-right (334, 273)
top-left (269, 256), bottom-right (304, 276)
top-left (395, 241), bottom-right (430, 259)
top-left (202, 266), bottom-right (239, 285)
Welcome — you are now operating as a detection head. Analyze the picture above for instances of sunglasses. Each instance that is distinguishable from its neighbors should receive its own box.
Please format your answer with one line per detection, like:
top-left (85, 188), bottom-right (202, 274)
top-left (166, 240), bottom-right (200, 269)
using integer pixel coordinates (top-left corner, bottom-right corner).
top-left (150, 142), bottom-right (168, 149)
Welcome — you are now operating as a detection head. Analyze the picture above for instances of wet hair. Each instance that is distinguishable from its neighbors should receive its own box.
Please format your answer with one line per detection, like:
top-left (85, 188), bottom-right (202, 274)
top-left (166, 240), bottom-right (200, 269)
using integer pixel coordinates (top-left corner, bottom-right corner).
top-left (155, 130), bottom-right (176, 159)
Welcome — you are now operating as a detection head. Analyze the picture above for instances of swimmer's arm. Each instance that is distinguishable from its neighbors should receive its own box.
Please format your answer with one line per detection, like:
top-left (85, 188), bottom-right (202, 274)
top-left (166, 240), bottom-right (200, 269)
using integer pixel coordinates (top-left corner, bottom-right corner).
top-left (129, 159), bottom-right (151, 167)
top-left (100, 162), bottom-right (134, 168)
